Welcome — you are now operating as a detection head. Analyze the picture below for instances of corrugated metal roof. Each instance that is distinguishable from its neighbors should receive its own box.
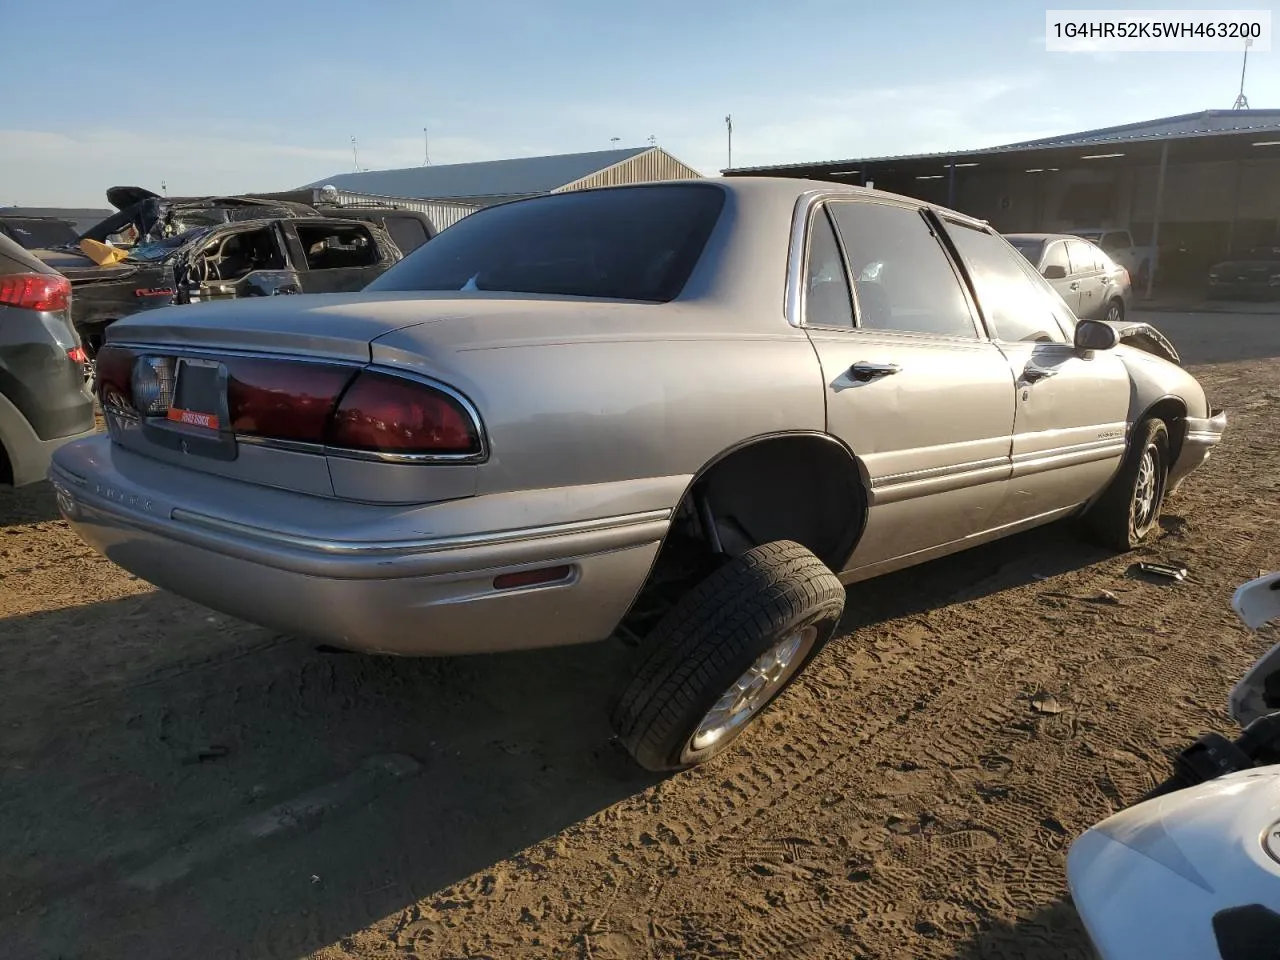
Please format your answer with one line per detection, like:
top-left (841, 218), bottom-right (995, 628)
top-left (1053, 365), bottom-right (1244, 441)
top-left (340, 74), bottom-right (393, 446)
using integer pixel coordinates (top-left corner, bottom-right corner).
top-left (726, 109), bottom-right (1280, 173)
top-left (306, 147), bottom-right (652, 201)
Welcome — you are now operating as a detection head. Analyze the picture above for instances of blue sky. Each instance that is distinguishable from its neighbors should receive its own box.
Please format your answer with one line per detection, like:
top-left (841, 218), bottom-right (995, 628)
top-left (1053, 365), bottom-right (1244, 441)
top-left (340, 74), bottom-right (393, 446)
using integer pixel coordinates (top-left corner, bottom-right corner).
top-left (2, 0), bottom-right (1274, 205)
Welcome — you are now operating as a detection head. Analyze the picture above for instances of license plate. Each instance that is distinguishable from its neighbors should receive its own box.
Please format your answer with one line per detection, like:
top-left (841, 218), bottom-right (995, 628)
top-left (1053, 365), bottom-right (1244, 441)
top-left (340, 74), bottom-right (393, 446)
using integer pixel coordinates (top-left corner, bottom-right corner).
top-left (166, 357), bottom-right (225, 431)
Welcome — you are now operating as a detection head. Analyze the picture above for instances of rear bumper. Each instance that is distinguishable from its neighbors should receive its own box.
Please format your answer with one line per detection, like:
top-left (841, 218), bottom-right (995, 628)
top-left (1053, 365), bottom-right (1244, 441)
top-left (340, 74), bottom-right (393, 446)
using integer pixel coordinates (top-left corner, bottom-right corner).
top-left (0, 390), bottom-right (96, 487)
top-left (48, 438), bottom-right (670, 656)
top-left (1168, 407), bottom-right (1227, 494)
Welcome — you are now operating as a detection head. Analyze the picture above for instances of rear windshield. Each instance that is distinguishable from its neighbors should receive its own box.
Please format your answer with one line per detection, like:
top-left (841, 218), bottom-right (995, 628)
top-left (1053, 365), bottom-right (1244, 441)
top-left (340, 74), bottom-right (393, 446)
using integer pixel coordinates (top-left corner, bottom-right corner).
top-left (1, 217), bottom-right (80, 249)
top-left (367, 184), bottom-right (726, 302)
top-left (1007, 238), bottom-right (1044, 264)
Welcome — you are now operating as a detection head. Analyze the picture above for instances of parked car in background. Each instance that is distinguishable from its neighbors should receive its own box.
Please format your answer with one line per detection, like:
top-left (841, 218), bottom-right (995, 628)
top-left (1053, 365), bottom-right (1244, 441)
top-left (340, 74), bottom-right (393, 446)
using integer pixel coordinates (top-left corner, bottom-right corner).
top-left (0, 234), bottom-right (95, 487)
top-left (1006, 233), bottom-right (1132, 323)
top-left (51, 178), bottom-right (1225, 772)
top-left (1073, 228), bottom-right (1156, 289)
top-left (40, 216), bottom-right (404, 356)
top-left (1206, 245), bottom-right (1280, 300)
top-left (0, 215), bottom-right (80, 251)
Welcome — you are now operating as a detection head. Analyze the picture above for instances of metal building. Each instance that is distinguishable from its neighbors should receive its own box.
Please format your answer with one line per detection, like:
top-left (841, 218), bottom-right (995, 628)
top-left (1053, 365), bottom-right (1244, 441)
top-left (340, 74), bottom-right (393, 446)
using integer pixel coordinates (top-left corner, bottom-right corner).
top-left (304, 146), bottom-right (702, 229)
top-left (726, 110), bottom-right (1280, 295)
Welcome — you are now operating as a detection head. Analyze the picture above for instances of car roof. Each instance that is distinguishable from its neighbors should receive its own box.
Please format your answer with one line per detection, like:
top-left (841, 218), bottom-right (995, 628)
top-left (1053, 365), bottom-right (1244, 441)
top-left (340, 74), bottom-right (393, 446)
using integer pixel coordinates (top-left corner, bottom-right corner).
top-left (1004, 232), bottom-right (1094, 244)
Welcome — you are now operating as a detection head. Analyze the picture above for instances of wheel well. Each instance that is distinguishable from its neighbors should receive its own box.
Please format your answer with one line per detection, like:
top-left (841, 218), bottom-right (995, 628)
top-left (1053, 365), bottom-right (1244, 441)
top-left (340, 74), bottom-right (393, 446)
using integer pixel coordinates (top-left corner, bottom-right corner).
top-left (1140, 397), bottom-right (1188, 464)
top-left (613, 434), bottom-right (866, 645)
top-left (0, 440), bottom-right (11, 487)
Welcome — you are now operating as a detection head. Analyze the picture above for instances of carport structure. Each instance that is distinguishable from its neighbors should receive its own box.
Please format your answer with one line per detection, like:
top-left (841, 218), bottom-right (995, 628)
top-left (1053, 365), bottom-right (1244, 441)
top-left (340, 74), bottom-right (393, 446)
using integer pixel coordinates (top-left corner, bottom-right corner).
top-left (725, 110), bottom-right (1280, 297)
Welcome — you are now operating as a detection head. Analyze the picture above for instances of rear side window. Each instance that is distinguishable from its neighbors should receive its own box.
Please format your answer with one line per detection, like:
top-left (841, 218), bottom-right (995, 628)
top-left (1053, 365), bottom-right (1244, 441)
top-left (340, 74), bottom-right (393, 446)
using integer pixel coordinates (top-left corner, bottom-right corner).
top-left (946, 222), bottom-right (1067, 344)
top-left (828, 200), bottom-right (977, 338)
top-left (294, 223), bottom-right (379, 270)
top-left (1065, 240), bottom-right (1095, 275)
top-left (803, 211), bottom-right (853, 328)
top-left (384, 216), bottom-right (429, 254)
top-left (367, 184), bottom-right (725, 302)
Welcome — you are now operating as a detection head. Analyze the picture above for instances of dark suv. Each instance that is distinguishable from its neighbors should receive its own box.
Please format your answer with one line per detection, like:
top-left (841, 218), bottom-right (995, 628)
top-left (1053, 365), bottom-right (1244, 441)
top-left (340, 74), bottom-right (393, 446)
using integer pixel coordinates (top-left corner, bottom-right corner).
top-left (0, 234), bottom-right (95, 486)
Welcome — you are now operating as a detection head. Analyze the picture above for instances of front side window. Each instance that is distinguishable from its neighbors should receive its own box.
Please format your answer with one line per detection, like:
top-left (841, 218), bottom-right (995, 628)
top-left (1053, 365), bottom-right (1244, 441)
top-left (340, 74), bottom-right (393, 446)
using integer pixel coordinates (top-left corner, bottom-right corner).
top-left (827, 200), bottom-right (977, 338)
top-left (368, 184), bottom-right (725, 302)
top-left (1100, 231), bottom-right (1131, 252)
top-left (946, 222), bottom-right (1067, 344)
top-left (1041, 241), bottom-right (1070, 276)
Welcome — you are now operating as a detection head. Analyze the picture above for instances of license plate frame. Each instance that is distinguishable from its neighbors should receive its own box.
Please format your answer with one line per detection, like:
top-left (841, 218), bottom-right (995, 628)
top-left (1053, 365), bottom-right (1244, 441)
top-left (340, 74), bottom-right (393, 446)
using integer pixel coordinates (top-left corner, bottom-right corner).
top-left (166, 357), bottom-right (230, 433)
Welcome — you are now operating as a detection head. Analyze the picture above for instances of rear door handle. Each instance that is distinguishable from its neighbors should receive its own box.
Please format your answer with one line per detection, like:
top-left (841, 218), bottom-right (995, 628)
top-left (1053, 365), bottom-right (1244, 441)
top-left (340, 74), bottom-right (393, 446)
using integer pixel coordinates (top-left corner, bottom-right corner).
top-left (1069, 281), bottom-right (1080, 290)
top-left (849, 361), bottom-right (901, 383)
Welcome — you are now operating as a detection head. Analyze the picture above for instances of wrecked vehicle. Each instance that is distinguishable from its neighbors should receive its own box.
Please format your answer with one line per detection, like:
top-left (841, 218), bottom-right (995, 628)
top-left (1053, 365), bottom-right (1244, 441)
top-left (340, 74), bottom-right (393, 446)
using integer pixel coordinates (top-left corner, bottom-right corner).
top-left (51, 178), bottom-right (1227, 773)
top-left (43, 215), bottom-right (405, 355)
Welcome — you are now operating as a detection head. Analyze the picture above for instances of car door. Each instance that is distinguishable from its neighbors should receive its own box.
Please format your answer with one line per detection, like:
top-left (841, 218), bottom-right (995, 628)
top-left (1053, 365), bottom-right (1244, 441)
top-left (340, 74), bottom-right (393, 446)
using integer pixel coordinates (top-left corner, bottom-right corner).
top-left (179, 223), bottom-right (300, 303)
top-left (1040, 240), bottom-right (1079, 312)
top-left (942, 220), bottom-right (1132, 526)
top-left (1064, 239), bottom-right (1103, 319)
top-left (285, 220), bottom-right (386, 294)
top-left (801, 198), bottom-right (1017, 574)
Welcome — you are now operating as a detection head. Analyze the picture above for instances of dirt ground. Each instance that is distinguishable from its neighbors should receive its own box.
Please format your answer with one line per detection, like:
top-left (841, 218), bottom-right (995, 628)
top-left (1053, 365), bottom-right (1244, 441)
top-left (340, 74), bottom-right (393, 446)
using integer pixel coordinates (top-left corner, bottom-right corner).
top-left (2, 310), bottom-right (1278, 960)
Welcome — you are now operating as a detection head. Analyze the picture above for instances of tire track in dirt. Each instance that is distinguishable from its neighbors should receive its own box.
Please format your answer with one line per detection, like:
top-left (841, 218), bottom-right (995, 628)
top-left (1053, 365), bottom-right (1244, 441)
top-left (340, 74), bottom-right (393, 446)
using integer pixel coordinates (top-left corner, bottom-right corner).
top-left (316, 359), bottom-right (1280, 960)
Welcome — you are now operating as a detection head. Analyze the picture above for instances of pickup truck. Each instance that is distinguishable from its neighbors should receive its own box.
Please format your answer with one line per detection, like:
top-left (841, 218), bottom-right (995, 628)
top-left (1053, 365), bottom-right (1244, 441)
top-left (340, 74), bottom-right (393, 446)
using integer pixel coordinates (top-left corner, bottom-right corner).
top-left (40, 216), bottom-right (404, 356)
top-left (1073, 228), bottom-right (1156, 289)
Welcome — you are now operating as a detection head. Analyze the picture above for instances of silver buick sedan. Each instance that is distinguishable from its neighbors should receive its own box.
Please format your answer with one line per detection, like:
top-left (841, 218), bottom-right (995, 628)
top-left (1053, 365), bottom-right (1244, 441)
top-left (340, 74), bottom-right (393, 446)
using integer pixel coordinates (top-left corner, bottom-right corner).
top-left (50, 178), bottom-right (1226, 771)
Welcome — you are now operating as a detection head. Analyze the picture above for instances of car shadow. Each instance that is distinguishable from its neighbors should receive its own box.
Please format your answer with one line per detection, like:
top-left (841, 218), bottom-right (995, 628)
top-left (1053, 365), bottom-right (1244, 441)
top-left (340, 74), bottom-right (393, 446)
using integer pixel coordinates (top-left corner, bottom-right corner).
top-left (952, 896), bottom-right (1095, 959)
top-left (0, 478), bottom-right (64, 525)
top-left (0, 520), bottom-right (1109, 959)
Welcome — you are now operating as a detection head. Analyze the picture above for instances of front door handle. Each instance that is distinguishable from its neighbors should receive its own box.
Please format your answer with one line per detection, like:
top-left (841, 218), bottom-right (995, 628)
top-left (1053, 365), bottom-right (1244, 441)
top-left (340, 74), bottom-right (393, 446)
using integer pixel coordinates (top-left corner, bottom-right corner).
top-left (1021, 365), bottom-right (1058, 384)
top-left (849, 361), bottom-right (901, 383)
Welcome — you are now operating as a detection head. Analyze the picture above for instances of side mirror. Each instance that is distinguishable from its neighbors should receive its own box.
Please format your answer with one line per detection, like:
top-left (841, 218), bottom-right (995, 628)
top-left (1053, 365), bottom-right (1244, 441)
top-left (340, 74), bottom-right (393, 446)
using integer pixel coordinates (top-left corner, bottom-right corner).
top-left (1043, 264), bottom-right (1067, 280)
top-left (1074, 318), bottom-right (1119, 352)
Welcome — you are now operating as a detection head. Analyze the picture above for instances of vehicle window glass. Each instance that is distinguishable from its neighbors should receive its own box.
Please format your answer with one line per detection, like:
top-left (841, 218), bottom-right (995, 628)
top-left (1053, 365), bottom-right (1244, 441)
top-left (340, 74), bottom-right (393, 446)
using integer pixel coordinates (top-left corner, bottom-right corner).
top-left (0, 217), bottom-right (79, 249)
top-left (294, 223), bottom-right (380, 271)
top-left (803, 211), bottom-right (853, 328)
top-left (1100, 231), bottom-right (1128, 252)
top-left (946, 222), bottom-right (1068, 343)
top-left (368, 184), bottom-right (725, 302)
top-left (1094, 245), bottom-right (1111, 272)
top-left (194, 227), bottom-right (287, 281)
top-left (1065, 241), bottom-right (1094, 275)
top-left (828, 201), bottom-right (977, 338)
top-left (1007, 238), bottom-right (1045, 265)
top-left (1042, 241), bottom-right (1069, 275)
top-left (384, 216), bottom-right (429, 254)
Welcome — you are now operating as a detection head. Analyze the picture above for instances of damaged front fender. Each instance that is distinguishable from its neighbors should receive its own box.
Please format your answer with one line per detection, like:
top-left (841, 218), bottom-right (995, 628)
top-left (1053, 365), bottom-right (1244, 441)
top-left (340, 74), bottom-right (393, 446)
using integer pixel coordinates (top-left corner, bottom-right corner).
top-left (1106, 319), bottom-right (1180, 365)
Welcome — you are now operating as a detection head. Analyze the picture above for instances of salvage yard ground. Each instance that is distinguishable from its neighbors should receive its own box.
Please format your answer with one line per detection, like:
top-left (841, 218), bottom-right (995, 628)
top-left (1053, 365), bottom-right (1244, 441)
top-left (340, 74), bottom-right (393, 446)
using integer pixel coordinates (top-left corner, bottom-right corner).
top-left (2, 309), bottom-right (1278, 960)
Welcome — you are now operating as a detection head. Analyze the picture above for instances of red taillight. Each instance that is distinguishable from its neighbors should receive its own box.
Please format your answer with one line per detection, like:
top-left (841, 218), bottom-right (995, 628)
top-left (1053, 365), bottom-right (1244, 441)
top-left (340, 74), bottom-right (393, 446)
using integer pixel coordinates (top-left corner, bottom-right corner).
top-left (326, 370), bottom-right (480, 455)
top-left (68, 346), bottom-right (88, 365)
top-left (97, 348), bottom-right (483, 459)
top-left (0, 273), bottom-right (71, 312)
top-left (96, 344), bottom-right (138, 410)
top-left (226, 359), bottom-right (356, 444)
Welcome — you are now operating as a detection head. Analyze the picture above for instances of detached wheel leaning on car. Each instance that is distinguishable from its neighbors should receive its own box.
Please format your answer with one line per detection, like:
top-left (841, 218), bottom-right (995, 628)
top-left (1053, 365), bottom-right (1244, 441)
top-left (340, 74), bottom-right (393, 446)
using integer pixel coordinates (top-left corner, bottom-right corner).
top-left (610, 540), bottom-right (846, 772)
top-left (1080, 417), bottom-right (1169, 550)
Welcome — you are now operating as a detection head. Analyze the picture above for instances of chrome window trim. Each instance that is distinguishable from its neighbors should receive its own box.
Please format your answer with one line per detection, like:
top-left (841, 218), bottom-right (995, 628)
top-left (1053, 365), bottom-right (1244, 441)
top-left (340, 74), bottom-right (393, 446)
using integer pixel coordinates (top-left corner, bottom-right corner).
top-left (105, 342), bottom-right (491, 465)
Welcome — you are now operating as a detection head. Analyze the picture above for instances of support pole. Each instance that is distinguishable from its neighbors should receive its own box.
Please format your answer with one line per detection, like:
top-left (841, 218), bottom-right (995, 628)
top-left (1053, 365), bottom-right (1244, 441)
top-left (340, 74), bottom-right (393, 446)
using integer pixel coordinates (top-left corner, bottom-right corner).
top-left (947, 159), bottom-right (957, 208)
top-left (1145, 142), bottom-right (1169, 301)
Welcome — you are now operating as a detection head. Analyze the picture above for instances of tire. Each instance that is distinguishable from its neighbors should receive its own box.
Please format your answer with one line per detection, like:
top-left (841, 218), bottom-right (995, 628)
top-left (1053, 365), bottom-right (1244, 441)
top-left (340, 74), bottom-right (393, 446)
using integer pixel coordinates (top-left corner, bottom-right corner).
top-left (1080, 417), bottom-right (1169, 550)
top-left (1104, 297), bottom-right (1124, 324)
top-left (610, 540), bottom-right (845, 772)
